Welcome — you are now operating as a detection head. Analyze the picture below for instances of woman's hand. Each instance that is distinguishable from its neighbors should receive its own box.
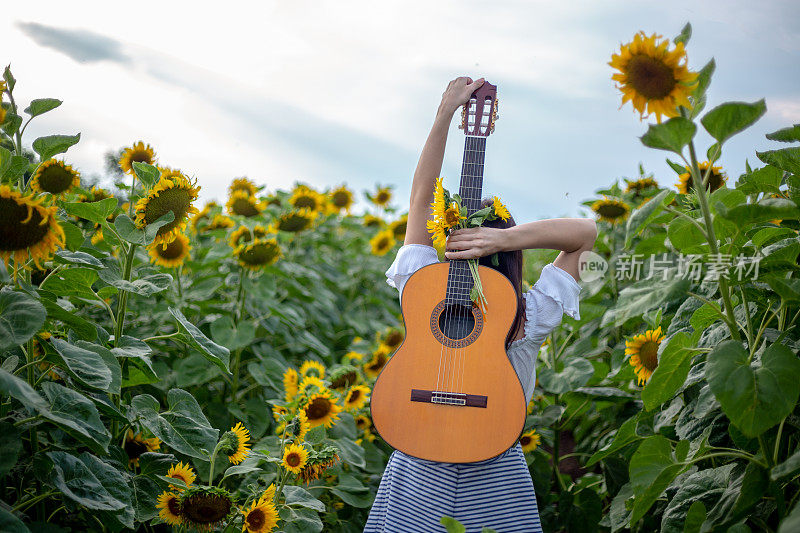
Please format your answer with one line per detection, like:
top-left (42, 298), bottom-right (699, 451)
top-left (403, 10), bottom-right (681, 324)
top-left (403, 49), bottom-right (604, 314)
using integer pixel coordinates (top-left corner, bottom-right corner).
top-left (437, 77), bottom-right (485, 119)
top-left (443, 227), bottom-right (507, 260)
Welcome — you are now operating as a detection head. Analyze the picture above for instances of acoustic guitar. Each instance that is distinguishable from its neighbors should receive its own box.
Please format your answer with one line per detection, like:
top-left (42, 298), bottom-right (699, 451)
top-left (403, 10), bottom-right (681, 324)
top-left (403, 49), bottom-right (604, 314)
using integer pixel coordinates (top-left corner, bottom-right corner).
top-left (371, 81), bottom-right (526, 463)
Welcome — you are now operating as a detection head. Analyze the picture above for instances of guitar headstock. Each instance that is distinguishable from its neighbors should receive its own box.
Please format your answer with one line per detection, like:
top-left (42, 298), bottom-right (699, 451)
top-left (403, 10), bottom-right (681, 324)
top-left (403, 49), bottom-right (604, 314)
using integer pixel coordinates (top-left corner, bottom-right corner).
top-left (459, 81), bottom-right (498, 137)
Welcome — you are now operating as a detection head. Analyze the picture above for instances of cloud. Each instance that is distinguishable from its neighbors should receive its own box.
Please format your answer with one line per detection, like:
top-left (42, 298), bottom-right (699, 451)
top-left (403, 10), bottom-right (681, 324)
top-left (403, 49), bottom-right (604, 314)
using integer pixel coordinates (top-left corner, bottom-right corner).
top-left (15, 21), bottom-right (131, 64)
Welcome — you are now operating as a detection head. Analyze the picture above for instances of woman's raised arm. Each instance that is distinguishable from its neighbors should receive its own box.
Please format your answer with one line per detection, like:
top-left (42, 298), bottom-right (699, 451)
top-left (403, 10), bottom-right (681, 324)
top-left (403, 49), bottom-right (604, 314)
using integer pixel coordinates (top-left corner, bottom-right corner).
top-left (404, 77), bottom-right (484, 246)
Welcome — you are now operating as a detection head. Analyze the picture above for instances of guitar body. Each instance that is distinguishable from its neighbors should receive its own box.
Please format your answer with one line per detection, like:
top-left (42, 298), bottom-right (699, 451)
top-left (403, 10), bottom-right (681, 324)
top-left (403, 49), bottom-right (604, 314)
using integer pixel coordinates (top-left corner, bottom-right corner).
top-left (370, 261), bottom-right (526, 463)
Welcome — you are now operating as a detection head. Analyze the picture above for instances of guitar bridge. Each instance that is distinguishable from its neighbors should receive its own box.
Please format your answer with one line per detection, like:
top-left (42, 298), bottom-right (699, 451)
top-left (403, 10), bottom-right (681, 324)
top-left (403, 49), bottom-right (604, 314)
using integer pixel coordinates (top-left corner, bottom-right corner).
top-left (410, 389), bottom-right (487, 408)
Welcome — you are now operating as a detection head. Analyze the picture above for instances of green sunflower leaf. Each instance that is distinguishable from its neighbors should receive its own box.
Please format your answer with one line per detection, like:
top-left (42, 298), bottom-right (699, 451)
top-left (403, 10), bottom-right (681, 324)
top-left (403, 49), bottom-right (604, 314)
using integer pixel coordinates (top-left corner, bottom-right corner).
top-left (0, 145), bottom-right (30, 180)
top-left (0, 368), bottom-right (49, 412)
top-left (0, 291), bottom-right (46, 350)
top-left (640, 117), bottom-right (696, 154)
top-left (32, 133), bottom-right (81, 161)
top-left (132, 162), bottom-right (160, 190)
top-left (129, 389), bottom-right (219, 460)
top-left (641, 332), bottom-right (695, 411)
top-left (41, 382), bottom-right (112, 454)
top-left (0, 507), bottom-right (30, 533)
top-left (169, 307), bottom-right (231, 373)
top-left (628, 435), bottom-right (691, 525)
top-left (62, 197), bottom-right (119, 224)
top-left (766, 124), bottom-right (800, 143)
top-left (716, 197), bottom-right (800, 225)
top-left (114, 211), bottom-right (175, 245)
top-left (49, 338), bottom-right (113, 391)
top-left (756, 146), bottom-right (800, 175)
top-left (705, 340), bottom-right (800, 437)
top-left (46, 451), bottom-right (126, 511)
top-left (24, 98), bottom-right (62, 118)
top-left (701, 99), bottom-right (766, 144)
top-left (625, 189), bottom-right (675, 247)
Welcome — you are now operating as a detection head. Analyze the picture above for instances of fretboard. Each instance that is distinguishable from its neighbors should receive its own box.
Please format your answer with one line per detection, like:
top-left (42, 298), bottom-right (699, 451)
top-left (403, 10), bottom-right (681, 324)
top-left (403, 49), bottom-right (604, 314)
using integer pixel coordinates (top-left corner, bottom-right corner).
top-left (446, 136), bottom-right (486, 305)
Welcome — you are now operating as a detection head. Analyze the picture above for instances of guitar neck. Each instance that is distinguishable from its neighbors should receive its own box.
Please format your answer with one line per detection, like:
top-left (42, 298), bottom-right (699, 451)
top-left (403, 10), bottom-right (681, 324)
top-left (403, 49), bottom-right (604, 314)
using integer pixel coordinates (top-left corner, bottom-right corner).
top-left (458, 136), bottom-right (486, 216)
top-left (446, 135), bottom-right (487, 305)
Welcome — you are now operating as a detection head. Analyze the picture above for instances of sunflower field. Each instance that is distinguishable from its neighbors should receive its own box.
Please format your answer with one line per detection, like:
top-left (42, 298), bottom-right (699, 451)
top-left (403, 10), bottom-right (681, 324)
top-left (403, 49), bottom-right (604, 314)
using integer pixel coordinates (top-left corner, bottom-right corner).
top-left (3, 21), bottom-right (800, 533)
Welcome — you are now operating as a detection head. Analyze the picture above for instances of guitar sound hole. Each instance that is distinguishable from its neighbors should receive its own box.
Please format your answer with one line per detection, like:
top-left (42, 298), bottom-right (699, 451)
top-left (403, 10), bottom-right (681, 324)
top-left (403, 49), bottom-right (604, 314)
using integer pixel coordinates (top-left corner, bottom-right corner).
top-left (438, 304), bottom-right (476, 341)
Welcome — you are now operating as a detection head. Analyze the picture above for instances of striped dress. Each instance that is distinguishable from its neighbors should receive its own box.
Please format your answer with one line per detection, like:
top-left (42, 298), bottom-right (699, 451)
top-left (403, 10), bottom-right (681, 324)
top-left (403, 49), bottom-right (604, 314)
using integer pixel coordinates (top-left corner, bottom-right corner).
top-left (365, 244), bottom-right (582, 533)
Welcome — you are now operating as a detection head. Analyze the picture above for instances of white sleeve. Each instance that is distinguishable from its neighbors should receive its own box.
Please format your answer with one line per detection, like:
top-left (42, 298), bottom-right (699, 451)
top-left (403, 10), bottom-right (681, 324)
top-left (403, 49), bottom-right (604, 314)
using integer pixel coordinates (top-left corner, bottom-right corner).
top-left (385, 244), bottom-right (440, 303)
top-left (522, 263), bottom-right (582, 346)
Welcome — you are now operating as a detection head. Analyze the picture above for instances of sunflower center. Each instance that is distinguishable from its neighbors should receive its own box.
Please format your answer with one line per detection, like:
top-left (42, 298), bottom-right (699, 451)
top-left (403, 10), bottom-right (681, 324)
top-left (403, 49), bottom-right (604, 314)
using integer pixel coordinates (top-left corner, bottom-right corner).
top-left (638, 340), bottom-right (659, 371)
top-left (376, 236), bottom-right (390, 250)
top-left (626, 54), bottom-right (677, 100)
top-left (131, 150), bottom-right (154, 164)
top-left (386, 331), bottom-right (403, 347)
top-left (124, 439), bottom-right (148, 459)
top-left (306, 398), bottom-right (332, 421)
top-left (232, 197), bottom-right (260, 217)
top-left (392, 222), bottom-right (407, 238)
top-left (38, 164), bottom-right (76, 194)
top-left (286, 453), bottom-right (301, 467)
top-left (157, 239), bottom-right (186, 259)
top-left (246, 508), bottom-right (265, 529)
top-left (239, 241), bottom-right (279, 266)
top-left (348, 390), bottom-right (361, 403)
top-left (330, 371), bottom-right (357, 390)
top-left (294, 195), bottom-right (318, 210)
top-left (167, 496), bottom-right (182, 517)
top-left (333, 191), bottom-right (350, 207)
top-left (520, 435), bottom-right (531, 446)
top-left (144, 187), bottom-right (191, 234)
top-left (367, 355), bottom-right (386, 372)
top-left (376, 191), bottom-right (390, 204)
top-left (279, 213), bottom-right (312, 232)
top-left (0, 198), bottom-right (51, 252)
top-left (182, 494), bottom-right (232, 524)
top-left (597, 203), bottom-right (627, 218)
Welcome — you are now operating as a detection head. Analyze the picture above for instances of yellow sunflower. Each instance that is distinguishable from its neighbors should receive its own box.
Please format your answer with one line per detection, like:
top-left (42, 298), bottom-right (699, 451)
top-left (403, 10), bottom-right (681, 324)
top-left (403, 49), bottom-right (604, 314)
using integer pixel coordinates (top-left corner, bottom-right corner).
top-left (624, 177), bottom-right (659, 194)
top-left (205, 214), bottom-right (235, 231)
top-left (292, 411), bottom-right (310, 443)
top-left (676, 161), bottom-right (727, 195)
top-left (363, 347), bottom-right (390, 379)
top-left (119, 141), bottom-right (156, 174)
top-left (344, 385), bottom-right (370, 410)
top-left (91, 227), bottom-right (104, 246)
top-left (491, 196), bottom-right (510, 222)
top-left (191, 201), bottom-right (219, 231)
top-left (282, 443), bottom-right (309, 474)
top-left (362, 214), bottom-right (384, 228)
top-left (609, 31), bottom-right (699, 124)
top-left (226, 422), bottom-right (251, 464)
top-left (370, 229), bottom-right (396, 256)
top-left (289, 184), bottom-right (325, 212)
top-left (124, 429), bottom-right (161, 467)
top-left (0, 186), bottom-right (66, 271)
top-left (156, 491), bottom-right (183, 526)
top-left (268, 208), bottom-right (318, 233)
top-left (241, 491), bottom-right (279, 533)
top-left (134, 172), bottom-right (200, 248)
top-left (229, 225), bottom-right (270, 249)
top-left (591, 196), bottom-right (630, 224)
top-left (519, 429), bottom-right (541, 453)
top-left (625, 326), bottom-right (666, 386)
top-left (344, 351), bottom-right (365, 363)
top-left (148, 232), bottom-right (191, 268)
top-left (370, 186), bottom-right (393, 207)
top-left (234, 238), bottom-right (282, 271)
top-left (30, 159), bottom-right (80, 196)
top-left (328, 185), bottom-right (354, 214)
top-left (283, 368), bottom-right (299, 402)
top-left (227, 190), bottom-right (265, 218)
top-left (299, 376), bottom-right (327, 397)
top-left (388, 214), bottom-right (408, 240)
top-left (229, 177), bottom-right (259, 197)
top-left (179, 486), bottom-right (234, 531)
top-left (167, 461), bottom-right (196, 491)
top-left (355, 415), bottom-right (372, 431)
top-left (379, 328), bottom-right (404, 351)
top-left (300, 360), bottom-right (326, 379)
top-left (302, 391), bottom-right (342, 428)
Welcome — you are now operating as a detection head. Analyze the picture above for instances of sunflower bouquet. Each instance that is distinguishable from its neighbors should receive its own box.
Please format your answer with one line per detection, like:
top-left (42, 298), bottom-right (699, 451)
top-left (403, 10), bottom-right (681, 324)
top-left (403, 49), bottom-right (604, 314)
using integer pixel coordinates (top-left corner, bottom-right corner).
top-left (426, 177), bottom-right (510, 312)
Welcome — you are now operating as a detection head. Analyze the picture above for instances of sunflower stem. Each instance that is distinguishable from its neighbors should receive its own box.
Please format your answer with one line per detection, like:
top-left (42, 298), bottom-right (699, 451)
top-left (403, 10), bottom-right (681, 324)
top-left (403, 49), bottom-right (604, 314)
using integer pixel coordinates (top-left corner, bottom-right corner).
top-left (683, 118), bottom-right (741, 343)
top-left (274, 423), bottom-right (290, 506)
top-left (114, 244), bottom-right (138, 348)
top-left (208, 440), bottom-right (224, 485)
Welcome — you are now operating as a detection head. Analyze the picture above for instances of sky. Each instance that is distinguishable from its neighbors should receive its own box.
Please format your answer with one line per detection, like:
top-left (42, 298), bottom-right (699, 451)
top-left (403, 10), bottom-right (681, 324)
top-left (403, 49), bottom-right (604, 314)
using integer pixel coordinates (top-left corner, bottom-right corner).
top-left (3, 0), bottom-right (799, 222)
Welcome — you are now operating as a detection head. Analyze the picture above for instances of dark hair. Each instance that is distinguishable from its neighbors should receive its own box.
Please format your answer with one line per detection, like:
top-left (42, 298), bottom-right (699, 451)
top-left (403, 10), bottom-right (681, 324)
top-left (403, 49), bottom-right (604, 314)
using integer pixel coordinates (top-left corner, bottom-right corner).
top-left (476, 197), bottom-right (524, 350)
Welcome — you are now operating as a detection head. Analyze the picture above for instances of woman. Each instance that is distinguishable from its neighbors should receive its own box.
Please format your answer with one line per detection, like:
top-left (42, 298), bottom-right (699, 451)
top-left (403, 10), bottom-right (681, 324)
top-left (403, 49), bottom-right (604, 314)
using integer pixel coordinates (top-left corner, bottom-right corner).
top-left (364, 77), bottom-right (597, 533)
